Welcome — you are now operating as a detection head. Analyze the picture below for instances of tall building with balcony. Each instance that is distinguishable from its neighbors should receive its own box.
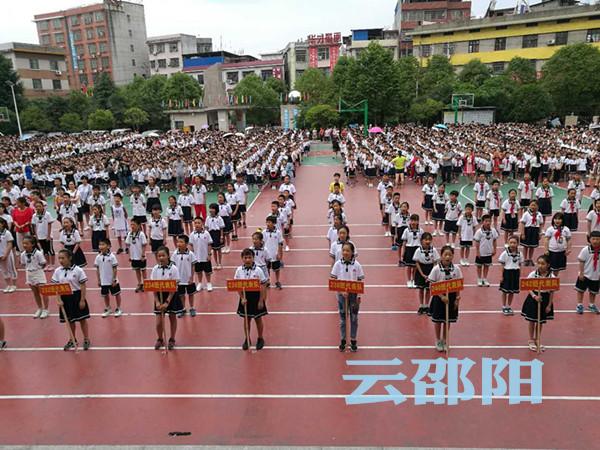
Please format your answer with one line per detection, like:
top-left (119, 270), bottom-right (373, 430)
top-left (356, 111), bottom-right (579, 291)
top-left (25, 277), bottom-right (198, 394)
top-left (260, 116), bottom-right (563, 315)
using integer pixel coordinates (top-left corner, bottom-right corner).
top-left (344, 28), bottom-right (400, 60)
top-left (147, 34), bottom-right (213, 77)
top-left (33, 0), bottom-right (149, 89)
top-left (0, 42), bottom-right (70, 98)
top-left (394, 0), bottom-right (472, 56)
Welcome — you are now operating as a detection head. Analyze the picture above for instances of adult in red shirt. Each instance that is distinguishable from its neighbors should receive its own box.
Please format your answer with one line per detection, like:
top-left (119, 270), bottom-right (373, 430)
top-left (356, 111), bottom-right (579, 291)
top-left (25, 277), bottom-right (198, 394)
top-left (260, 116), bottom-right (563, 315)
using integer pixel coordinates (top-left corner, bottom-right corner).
top-left (11, 196), bottom-right (34, 252)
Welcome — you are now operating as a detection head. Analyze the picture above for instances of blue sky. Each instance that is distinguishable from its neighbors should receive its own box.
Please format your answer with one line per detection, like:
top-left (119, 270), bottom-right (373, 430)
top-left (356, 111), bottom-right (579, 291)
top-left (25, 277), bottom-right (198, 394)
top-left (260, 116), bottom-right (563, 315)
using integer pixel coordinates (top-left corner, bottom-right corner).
top-left (1, 0), bottom-right (493, 56)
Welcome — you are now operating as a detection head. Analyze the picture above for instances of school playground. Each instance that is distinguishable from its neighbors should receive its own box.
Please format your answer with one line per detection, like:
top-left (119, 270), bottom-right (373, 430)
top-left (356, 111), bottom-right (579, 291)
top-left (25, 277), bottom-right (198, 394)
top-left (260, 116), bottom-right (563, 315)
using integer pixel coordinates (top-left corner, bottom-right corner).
top-left (0, 143), bottom-right (598, 448)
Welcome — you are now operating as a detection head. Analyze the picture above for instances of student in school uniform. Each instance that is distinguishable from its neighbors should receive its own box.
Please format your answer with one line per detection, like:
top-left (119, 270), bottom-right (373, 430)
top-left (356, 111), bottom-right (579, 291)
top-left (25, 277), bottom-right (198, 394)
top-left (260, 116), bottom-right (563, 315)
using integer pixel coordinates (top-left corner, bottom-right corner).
top-left (432, 184), bottom-right (448, 237)
top-left (413, 232), bottom-right (440, 315)
top-left (235, 248), bottom-right (269, 350)
top-left (225, 183), bottom-right (241, 241)
top-left (521, 254), bottom-right (555, 352)
top-left (380, 186), bottom-right (393, 237)
top-left (217, 192), bottom-right (234, 254)
top-left (560, 188), bottom-right (580, 231)
top-left (330, 241), bottom-right (365, 352)
top-left (421, 176), bottom-right (436, 225)
top-left (20, 236), bottom-right (48, 319)
top-left (126, 218), bottom-right (148, 293)
top-left (486, 180), bottom-right (503, 229)
top-left (32, 200), bottom-right (55, 271)
top-left (544, 212), bottom-right (572, 276)
top-left (95, 239), bottom-right (122, 318)
top-left (498, 235), bottom-right (523, 316)
top-left (165, 195), bottom-right (184, 247)
top-left (87, 185), bottom-right (106, 212)
top-left (586, 199), bottom-right (600, 237)
top-left (444, 190), bottom-right (461, 247)
top-left (0, 217), bottom-right (17, 293)
top-left (250, 231), bottom-right (269, 281)
top-left (520, 201), bottom-right (543, 266)
top-left (474, 214), bottom-right (498, 287)
top-left (89, 205), bottom-right (110, 253)
top-left (234, 174), bottom-right (250, 228)
top-left (130, 184), bottom-right (147, 235)
top-left (427, 245), bottom-right (463, 352)
top-left (145, 178), bottom-right (162, 213)
top-left (206, 203), bottom-right (225, 270)
top-left (190, 216), bottom-right (214, 292)
top-left (517, 173), bottom-right (534, 215)
top-left (178, 184), bottom-right (194, 236)
top-left (172, 235), bottom-right (197, 317)
top-left (263, 215), bottom-right (284, 289)
top-left (401, 214), bottom-right (423, 287)
top-left (111, 193), bottom-right (128, 254)
top-left (191, 176), bottom-right (208, 220)
top-left (148, 206), bottom-right (167, 255)
top-left (151, 246), bottom-right (183, 350)
top-left (77, 176), bottom-right (92, 231)
top-left (329, 225), bottom-right (358, 264)
top-left (575, 230), bottom-right (600, 315)
top-left (535, 177), bottom-right (554, 226)
top-left (389, 198), bottom-right (410, 259)
top-left (457, 203), bottom-right (478, 267)
top-left (51, 249), bottom-right (90, 351)
top-left (473, 174), bottom-right (490, 220)
top-left (500, 189), bottom-right (520, 242)
top-left (59, 217), bottom-right (86, 268)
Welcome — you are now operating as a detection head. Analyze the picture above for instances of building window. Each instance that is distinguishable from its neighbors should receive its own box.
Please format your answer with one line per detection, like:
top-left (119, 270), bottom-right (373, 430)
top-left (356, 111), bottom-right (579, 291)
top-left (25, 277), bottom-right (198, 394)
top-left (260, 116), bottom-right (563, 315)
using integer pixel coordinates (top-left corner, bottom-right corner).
top-left (317, 46), bottom-right (330, 61)
top-left (95, 11), bottom-right (104, 22)
top-left (53, 79), bottom-right (62, 90)
top-left (155, 43), bottom-right (165, 54)
top-left (148, 44), bottom-right (154, 53)
top-left (88, 43), bottom-right (97, 54)
top-left (226, 72), bottom-right (239, 84)
top-left (494, 37), bottom-right (506, 51)
top-left (197, 74), bottom-right (204, 84)
top-left (97, 26), bottom-right (106, 38)
top-left (90, 59), bottom-right (97, 69)
top-left (52, 18), bottom-right (62, 29)
top-left (131, 59), bottom-right (136, 66)
top-left (242, 70), bottom-right (254, 78)
top-left (50, 60), bottom-right (59, 71)
top-left (101, 57), bottom-right (109, 68)
top-left (468, 40), bottom-right (479, 53)
top-left (32, 79), bottom-right (42, 90)
top-left (442, 42), bottom-right (455, 56)
top-left (127, 14), bottom-right (131, 22)
top-left (79, 74), bottom-right (88, 85)
top-left (261, 69), bottom-right (272, 80)
top-left (54, 33), bottom-right (65, 44)
top-left (150, 60), bottom-right (156, 69)
top-left (586, 29), bottom-right (600, 43)
top-left (29, 59), bottom-right (39, 70)
top-left (84, 13), bottom-right (93, 24)
top-left (296, 69), bottom-right (304, 78)
top-left (424, 10), bottom-right (446, 21)
top-left (169, 58), bottom-right (179, 67)
top-left (174, 120), bottom-right (184, 130)
top-left (73, 30), bottom-right (82, 42)
top-left (522, 34), bottom-right (538, 48)
top-left (128, 29), bottom-right (133, 37)
top-left (555, 31), bottom-right (568, 45)
top-left (40, 35), bottom-right (50, 45)
top-left (130, 44), bottom-right (135, 52)
top-left (38, 20), bottom-right (48, 31)
top-left (450, 10), bottom-right (466, 19)
top-left (86, 28), bottom-right (95, 40)
top-left (99, 42), bottom-right (107, 53)
top-left (296, 50), bottom-right (306, 62)
top-left (420, 45), bottom-right (431, 57)
top-left (71, 16), bottom-right (79, 26)
top-left (169, 42), bottom-right (178, 52)
top-left (491, 62), bottom-right (505, 74)
top-left (157, 59), bottom-right (166, 68)
top-left (75, 45), bottom-right (84, 55)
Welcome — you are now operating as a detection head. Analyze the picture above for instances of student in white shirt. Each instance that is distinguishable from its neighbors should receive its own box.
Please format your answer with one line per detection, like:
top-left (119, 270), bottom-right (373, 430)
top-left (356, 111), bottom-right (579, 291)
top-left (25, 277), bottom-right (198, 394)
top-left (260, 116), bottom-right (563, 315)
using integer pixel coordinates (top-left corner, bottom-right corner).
top-left (130, 184), bottom-right (147, 234)
top-left (457, 203), bottom-right (478, 267)
top-left (126, 218), bottom-right (148, 293)
top-left (401, 214), bottom-right (423, 288)
top-left (575, 231), bottom-right (600, 315)
top-left (172, 235), bottom-right (197, 317)
top-left (444, 190), bottom-right (461, 247)
top-left (95, 239), bottom-right (122, 318)
top-left (544, 212), bottom-right (572, 275)
top-left (21, 236), bottom-right (48, 319)
top-left (190, 217), bottom-right (213, 292)
top-left (32, 200), bottom-right (55, 270)
top-left (263, 216), bottom-right (284, 289)
top-left (498, 235), bottom-right (523, 316)
top-left (474, 214), bottom-right (498, 287)
top-left (206, 203), bottom-right (225, 269)
top-left (191, 176), bottom-right (208, 220)
top-left (473, 174), bottom-right (490, 220)
top-left (413, 232), bottom-right (440, 315)
top-left (561, 188), bottom-right (580, 231)
top-left (520, 201), bottom-right (544, 266)
top-left (330, 241), bottom-right (365, 352)
top-left (234, 173), bottom-right (250, 227)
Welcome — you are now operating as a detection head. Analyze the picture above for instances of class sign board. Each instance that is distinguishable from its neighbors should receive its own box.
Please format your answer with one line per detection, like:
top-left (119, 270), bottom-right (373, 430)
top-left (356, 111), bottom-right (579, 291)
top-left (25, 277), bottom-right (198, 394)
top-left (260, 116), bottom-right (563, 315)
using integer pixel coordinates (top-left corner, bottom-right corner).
top-left (328, 279), bottom-right (365, 294)
top-left (143, 279), bottom-right (178, 292)
top-left (520, 278), bottom-right (560, 291)
top-left (227, 279), bottom-right (261, 292)
top-left (430, 279), bottom-right (464, 296)
top-left (40, 283), bottom-right (73, 296)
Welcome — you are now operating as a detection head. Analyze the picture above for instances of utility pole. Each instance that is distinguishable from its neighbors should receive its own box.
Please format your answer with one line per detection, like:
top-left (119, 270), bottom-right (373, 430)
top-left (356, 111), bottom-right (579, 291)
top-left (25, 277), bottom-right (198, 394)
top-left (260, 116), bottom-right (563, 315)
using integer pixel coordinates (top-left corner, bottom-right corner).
top-left (5, 81), bottom-right (22, 139)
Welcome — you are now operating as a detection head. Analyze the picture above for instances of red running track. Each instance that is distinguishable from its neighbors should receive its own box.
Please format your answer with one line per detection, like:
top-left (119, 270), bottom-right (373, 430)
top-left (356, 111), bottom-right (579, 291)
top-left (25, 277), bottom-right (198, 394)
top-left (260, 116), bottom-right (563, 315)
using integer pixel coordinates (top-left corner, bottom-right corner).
top-left (0, 150), bottom-right (599, 448)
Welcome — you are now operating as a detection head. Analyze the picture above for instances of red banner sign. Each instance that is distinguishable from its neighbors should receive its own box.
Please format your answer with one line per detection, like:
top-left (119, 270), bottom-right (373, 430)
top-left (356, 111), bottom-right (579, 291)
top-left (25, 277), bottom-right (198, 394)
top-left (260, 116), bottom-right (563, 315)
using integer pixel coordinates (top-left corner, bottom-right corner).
top-left (308, 46), bottom-right (318, 68)
top-left (144, 279), bottom-right (178, 292)
top-left (328, 279), bottom-right (364, 294)
top-left (329, 45), bottom-right (340, 70)
top-left (227, 279), bottom-right (261, 292)
top-left (40, 283), bottom-right (73, 296)
top-left (520, 278), bottom-right (560, 291)
top-left (307, 32), bottom-right (341, 46)
top-left (430, 279), bottom-right (464, 296)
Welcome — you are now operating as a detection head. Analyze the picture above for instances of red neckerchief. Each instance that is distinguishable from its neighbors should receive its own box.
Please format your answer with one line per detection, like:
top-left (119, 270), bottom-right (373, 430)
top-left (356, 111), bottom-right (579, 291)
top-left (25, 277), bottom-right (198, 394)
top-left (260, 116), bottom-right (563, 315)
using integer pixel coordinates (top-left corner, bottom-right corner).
top-left (569, 200), bottom-right (575, 213)
top-left (493, 190), bottom-right (499, 205)
top-left (544, 188), bottom-right (549, 198)
top-left (509, 201), bottom-right (515, 215)
top-left (530, 210), bottom-right (537, 226)
top-left (554, 226), bottom-right (562, 241)
top-left (524, 181), bottom-right (530, 194)
top-left (593, 246), bottom-right (600, 271)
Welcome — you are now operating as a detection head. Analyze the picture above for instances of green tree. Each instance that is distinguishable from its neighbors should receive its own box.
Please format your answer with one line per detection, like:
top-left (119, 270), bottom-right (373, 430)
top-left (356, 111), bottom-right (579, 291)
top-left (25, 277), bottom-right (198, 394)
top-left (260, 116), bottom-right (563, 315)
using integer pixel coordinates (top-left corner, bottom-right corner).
top-left (294, 68), bottom-right (335, 106)
top-left (109, 90), bottom-right (128, 125)
top-left (475, 76), bottom-right (516, 122)
top-left (92, 72), bottom-right (116, 109)
top-left (21, 105), bottom-right (53, 131)
top-left (305, 104), bottom-right (339, 128)
top-left (396, 56), bottom-right (419, 121)
top-left (0, 54), bottom-right (24, 135)
top-left (233, 74), bottom-right (279, 126)
top-left (419, 55), bottom-right (456, 104)
top-left (265, 77), bottom-right (286, 97)
top-left (123, 106), bottom-right (149, 130)
top-left (123, 75), bottom-right (168, 129)
top-left (408, 98), bottom-right (444, 125)
top-left (542, 43), bottom-right (600, 118)
top-left (162, 72), bottom-right (203, 103)
top-left (505, 57), bottom-right (536, 84)
top-left (67, 90), bottom-right (92, 121)
top-left (42, 95), bottom-right (69, 130)
top-left (87, 109), bottom-right (115, 130)
top-left (59, 112), bottom-right (84, 133)
top-left (509, 84), bottom-right (553, 123)
top-left (458, 59), bottom-right (491, 87)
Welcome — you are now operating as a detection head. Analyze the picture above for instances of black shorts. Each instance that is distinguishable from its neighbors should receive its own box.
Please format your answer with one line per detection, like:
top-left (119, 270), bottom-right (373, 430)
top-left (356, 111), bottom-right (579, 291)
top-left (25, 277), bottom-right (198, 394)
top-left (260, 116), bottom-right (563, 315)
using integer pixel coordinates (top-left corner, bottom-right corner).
top-left (475, 255), bottom-right (493, 266)
top-left (476, 200), bottom-right (485, 208)
top-left (575, 276), bottom-right (599, 295)
top-left (80, 204), bottom-right (90, 214)
top-left (131, 259), bottom-right (147, 270)
top-left (444, 220), bottom-right (458, 234)
top-left (101, 283), bottom-right (121, 297)
top-left (194, 261), bottom-right (213, 274)
top-left (150, 239), bottom-right (164, 253)
top-left (38, 239), bottom-right (55, 256)
top-left (134, 215), bottom-right (147, 224)
top-left (239, 205), bottom-right (247, 213)
top-left (178, 284), bottom-right (197, 295)
top-left (460, 240), bottom-right (473, 248)
top-left (489, 209), bottom-right (500, 218)
top-left (267, 260), bottom-right (281, 272)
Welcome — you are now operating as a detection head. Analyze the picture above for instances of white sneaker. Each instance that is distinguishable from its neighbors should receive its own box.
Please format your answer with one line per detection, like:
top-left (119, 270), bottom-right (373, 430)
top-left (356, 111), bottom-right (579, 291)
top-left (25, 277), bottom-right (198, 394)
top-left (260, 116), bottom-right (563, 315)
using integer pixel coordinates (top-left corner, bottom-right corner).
top-left (102, 308), bottom-right (112, 318)
top-left (384, 231), bottom-right (391, 237)
top-left (8, 285), bottom-right (16, 293)
top-left (223, 247), bottom-right (230, 254)
top-left (206, 282), bottom-right (213, 292)
top-left (33, 309), bottom-right (42, 319)
top-left (196, 283), bottom-right (203, 291)
top-left (84, 226), bottom-right (90, 231)
top-left (40, 310), bottom-right (49, 319)
top-left (483, 279), bottom-right (490, 287)
top-left (114, 308), bottom-right (123, 317)
top-left (477, 279), bottom-right (483, 286)
top-left (285, 245), bottom-right (290, 252)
